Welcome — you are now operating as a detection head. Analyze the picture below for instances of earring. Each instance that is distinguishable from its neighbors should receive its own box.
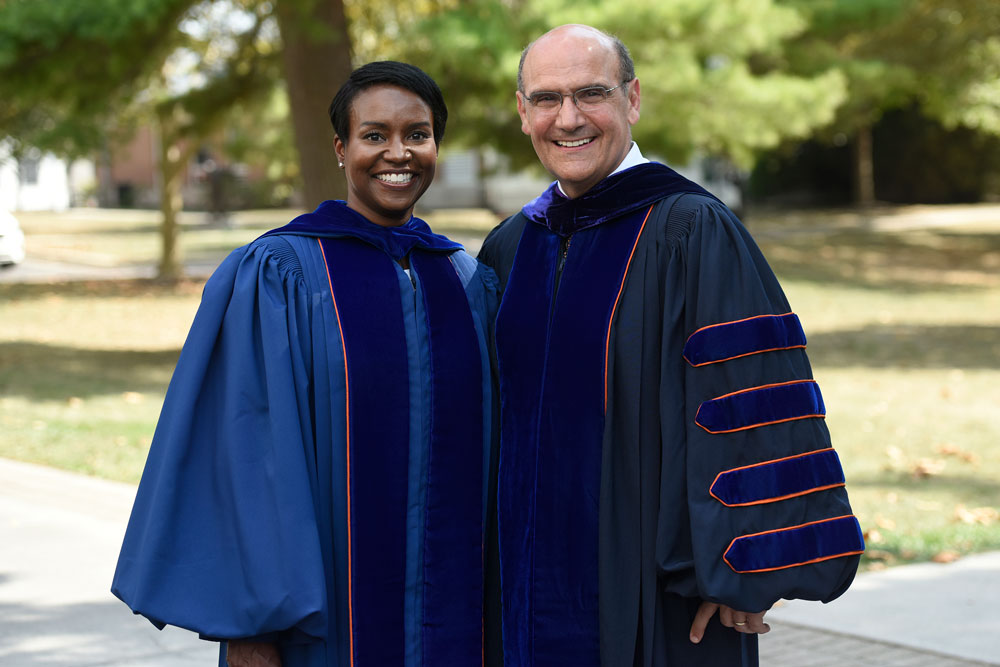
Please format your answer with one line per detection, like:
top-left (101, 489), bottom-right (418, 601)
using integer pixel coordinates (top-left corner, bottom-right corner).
top-left (338, 161), bottom-right (344, 168)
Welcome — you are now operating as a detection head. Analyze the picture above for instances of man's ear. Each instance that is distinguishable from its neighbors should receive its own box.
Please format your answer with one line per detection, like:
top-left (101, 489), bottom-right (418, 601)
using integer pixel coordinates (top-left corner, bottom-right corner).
top-left (516, 91), bottom-right (531, 136)
top-left (627, 78), bottom-right (641, 126)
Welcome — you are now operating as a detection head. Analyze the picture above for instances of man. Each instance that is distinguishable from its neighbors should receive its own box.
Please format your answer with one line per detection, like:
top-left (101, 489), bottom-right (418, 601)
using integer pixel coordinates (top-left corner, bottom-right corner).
top-left (478, 25), bottom-right (864, 666)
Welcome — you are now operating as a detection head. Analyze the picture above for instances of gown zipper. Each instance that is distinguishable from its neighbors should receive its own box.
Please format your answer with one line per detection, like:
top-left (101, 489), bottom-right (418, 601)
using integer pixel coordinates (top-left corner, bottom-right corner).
top-left (549, 234), bottom-right (573, 323)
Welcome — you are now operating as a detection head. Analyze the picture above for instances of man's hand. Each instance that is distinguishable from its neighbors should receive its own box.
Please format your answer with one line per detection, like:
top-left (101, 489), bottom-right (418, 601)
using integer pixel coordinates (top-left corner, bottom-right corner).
top-left (226, 640), bottom-right (282, 666)
top-left (689, 601), bottom-right (770, 643)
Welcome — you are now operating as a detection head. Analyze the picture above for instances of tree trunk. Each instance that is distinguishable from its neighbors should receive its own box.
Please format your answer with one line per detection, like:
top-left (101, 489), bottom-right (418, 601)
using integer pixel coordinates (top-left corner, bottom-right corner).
top-left (852, 123), bottom-right (876, 207)
top-left (156, 117), bottom-right (188, 281)
top-left (275, 0), bottom-right (353, 210)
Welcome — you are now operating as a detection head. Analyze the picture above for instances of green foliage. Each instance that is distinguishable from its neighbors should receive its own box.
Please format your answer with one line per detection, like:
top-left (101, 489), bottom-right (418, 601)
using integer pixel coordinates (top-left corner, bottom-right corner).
top-left (389, 0), bottom-right (845, 169)
top-left (0, 0), bottom-right (194, 156)
top-left (0, 0), bottom-right (283, 159)
top-left (782, 0), bottom-right (1000, 137)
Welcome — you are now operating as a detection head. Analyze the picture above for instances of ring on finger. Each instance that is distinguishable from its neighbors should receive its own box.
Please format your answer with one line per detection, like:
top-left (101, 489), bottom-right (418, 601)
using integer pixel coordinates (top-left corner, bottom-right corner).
top-left (734, 621), bottom-right (747, 626)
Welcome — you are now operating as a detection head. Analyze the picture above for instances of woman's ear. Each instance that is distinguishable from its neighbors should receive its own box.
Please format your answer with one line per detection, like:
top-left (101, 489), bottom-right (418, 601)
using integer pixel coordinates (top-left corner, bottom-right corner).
top-left (333, 135), bottom-right (346, 167)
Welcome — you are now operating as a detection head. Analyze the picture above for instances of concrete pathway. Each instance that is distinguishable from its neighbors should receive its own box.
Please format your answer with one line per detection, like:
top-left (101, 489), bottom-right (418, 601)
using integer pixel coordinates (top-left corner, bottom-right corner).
top-left (1, 456), bottom-right (998, 666)
top-left (0, 458), bottom-right (219, 666)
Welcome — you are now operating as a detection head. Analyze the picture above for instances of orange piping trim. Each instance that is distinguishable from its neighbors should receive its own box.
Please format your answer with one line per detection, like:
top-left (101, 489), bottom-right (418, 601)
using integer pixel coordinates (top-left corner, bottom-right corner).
top-left (710, 378), bottom-right (816, 401)
top-left (711, 482), bottom-right (845, 507)
top-left (604, 205), bottom-right (653, 413)
top-left (696, 414), bottom-right (825, 434)
top-left (709, 448), bottom-right (843, 507)
top-left (722, 514), bottom-right (863, 574)
top-left (684, 344), bottom-right (807, 368)
top-left (319, 239), bottom-right (355, 667)
top-left (685, 311), bottom-right (795, 341)
top-left (694, 379), bottom-right (823, 434)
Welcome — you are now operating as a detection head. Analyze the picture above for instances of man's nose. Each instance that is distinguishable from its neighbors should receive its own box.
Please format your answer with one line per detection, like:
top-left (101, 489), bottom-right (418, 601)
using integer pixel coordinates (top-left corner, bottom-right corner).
top-left (553, 96), bottom-right (585, 131)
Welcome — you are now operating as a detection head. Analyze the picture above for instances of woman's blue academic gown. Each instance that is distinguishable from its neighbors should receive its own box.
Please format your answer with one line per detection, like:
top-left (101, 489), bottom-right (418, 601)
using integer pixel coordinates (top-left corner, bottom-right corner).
top-left (112, 201), bottom-right (498, 666)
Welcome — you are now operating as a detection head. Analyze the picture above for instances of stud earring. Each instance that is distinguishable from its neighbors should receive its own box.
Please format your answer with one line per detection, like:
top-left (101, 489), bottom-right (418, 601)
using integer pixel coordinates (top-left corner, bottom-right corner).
top-left (338, 161), bottom-right (344, 168)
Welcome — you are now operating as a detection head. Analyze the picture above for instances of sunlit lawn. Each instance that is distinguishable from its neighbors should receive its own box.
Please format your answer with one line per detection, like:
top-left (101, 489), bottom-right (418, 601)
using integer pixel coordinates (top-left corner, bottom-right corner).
top-left (2, 205), bottom-right (999, 570)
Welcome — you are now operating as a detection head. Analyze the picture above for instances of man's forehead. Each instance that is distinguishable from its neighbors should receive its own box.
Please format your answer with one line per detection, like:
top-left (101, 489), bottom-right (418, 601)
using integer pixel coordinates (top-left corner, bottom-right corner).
top-left (522, 34), bottom-right (618, 90)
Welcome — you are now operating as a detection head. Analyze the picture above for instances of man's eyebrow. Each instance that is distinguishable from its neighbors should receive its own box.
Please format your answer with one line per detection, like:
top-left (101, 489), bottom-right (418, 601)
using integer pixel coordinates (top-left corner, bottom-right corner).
top-left (527, 83), bottom-right (607, 95)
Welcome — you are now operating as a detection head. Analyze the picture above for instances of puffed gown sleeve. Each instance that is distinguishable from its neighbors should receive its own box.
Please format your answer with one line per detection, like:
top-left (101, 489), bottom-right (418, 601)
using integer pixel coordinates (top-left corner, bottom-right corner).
top-left (657, 194), bottom-right (864, 614)
top-left (112, 237), bottom-right (328, 642)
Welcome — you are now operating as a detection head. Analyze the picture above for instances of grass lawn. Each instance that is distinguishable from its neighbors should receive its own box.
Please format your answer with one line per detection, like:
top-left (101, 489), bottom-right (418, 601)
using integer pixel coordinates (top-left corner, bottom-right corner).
top-left (2, 205), bottom-right (999, 570)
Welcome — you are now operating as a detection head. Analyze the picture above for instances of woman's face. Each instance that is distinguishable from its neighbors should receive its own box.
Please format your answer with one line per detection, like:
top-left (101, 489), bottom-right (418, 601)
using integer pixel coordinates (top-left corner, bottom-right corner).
top-left (334, 85), bottom-right (438, 227)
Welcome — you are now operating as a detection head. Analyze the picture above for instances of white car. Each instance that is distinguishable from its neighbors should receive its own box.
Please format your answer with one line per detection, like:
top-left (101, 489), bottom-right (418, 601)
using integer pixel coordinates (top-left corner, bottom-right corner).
top-left (0, 209), bottom-right (26, 266)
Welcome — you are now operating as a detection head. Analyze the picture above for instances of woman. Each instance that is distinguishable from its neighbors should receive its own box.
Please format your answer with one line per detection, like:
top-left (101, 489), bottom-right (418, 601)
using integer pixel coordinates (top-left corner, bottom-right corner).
top-left (112, 62), bottom-right (498, 667)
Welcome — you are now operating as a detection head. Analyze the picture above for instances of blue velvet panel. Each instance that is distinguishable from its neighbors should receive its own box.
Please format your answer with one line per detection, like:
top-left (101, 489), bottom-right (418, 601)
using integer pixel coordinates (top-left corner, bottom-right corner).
top-left (321, 239), bottom-right (409, 666)
top-left (683, 312), bottom-right (806, 367)
top-left (495, 208), bottom-right (649, 666)
top-left (695, 380), bottom-right (825, 434)
top-left (723, 515), bottom-right (865, 574)
top-left (410, 251), bottom-right (484, 665)
top-left (710, 448), bottom-right (845, 507)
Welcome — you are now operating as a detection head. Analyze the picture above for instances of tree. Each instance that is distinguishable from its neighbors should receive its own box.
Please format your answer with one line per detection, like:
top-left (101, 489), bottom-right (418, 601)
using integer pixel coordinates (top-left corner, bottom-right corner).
top-left (779, 0), bottom-right (1000, 205)
top-left (0, 0), bottom-right (351, 278)
top-left (275, 0), bottom-right (352, 209)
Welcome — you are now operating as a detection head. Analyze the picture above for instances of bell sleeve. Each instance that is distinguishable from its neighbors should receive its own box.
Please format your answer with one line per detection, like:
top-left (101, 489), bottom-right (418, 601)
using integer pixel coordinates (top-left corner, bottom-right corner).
top-left (111, 238), bottom-right (328, 642)
top-left (664, 196), bottom-right (863, 613)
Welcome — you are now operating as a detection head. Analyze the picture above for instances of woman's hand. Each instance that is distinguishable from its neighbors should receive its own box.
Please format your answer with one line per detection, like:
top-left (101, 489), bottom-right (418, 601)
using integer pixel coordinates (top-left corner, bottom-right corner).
top-left (689, 601), bottom-right (770, 643)
top-left (226, 640), bottom-right (282, 666)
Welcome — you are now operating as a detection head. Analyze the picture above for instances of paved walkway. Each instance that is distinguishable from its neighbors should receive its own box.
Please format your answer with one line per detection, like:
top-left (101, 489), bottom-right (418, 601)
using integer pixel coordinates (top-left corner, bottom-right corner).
top-left (1, 456), bottom-right (998, 666)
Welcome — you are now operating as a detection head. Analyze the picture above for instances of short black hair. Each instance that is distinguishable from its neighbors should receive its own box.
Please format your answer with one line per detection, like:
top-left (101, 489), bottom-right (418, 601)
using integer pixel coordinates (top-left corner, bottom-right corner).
top-left (517, 28), bottom-right (635, 92)
top-left (328, 61), bottom-right (448, 146)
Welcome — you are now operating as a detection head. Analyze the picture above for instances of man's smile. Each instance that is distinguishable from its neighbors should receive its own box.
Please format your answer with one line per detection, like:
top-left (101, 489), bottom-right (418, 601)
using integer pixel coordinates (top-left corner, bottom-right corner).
top-left (554, 138), bottom-right (595, 148)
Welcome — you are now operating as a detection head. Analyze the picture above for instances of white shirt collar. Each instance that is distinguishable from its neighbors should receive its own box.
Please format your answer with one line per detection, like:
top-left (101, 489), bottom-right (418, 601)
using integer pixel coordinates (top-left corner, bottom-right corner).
top-left (556, 142), bottom-right (649, 197)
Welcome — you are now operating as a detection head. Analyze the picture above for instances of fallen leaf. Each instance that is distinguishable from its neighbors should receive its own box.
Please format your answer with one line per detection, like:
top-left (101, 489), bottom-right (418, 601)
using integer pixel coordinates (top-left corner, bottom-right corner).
top-left (954, 505), bottom-right (999, 525)
top-left (911, 458), bottom-right (946, 478)
top-left (864, 529), bottom-right (884, 544)
top-left (936, 443), bottom-right (980, 465)
top-left (936, 443), bottom-right (959, 455)
top-left (931, 550), bottom-right (960, 564)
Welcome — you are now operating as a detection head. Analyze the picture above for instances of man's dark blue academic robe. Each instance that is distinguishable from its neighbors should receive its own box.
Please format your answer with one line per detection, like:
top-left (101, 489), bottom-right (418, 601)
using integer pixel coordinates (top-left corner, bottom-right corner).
top-left (112, 201), bottom-right (499, 666)
top-left (478, 164), bottom-right (864, 667)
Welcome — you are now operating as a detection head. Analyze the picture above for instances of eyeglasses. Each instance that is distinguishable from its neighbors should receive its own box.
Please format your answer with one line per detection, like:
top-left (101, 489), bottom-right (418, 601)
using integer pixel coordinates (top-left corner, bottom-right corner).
top-left (523, 82), bottom-right (628, 112)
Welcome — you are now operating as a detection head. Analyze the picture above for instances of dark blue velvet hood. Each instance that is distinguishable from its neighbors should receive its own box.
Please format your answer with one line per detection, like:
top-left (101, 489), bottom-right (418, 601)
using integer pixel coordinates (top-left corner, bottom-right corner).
top-left (266, 199), bottom-right (462, 260)
top-left (522, 162), bottom-right (714, 237)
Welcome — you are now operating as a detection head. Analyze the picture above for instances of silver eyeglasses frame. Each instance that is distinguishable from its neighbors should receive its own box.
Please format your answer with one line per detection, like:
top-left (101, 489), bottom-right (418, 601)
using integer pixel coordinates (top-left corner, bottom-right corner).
top-left (523, 82), bottom-right (628, 112)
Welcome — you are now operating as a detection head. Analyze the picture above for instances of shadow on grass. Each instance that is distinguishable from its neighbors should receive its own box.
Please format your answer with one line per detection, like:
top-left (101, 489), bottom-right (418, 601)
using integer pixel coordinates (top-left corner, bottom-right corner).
top-left (848, 473), bottom-right (1000, 502)
top-left (808, 323), bottom-right (1000, 369)
top-left (0, 278), bottom-right (207, 300)
top-left (758, 227), bottom-right (1000, 293)
top-left (0, 342), bottom-right (179, 401)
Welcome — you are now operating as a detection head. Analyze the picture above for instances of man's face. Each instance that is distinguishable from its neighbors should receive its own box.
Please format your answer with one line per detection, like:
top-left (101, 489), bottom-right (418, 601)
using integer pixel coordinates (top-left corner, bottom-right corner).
top-left (517, 28), bottom-right (640, 199)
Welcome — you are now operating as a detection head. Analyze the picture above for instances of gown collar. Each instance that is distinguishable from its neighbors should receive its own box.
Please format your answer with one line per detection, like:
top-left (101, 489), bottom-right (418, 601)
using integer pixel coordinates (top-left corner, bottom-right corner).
top-left (265, 200), bottom-right (462, 260)
top-left (522, 162), bottom-right (713, 237)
